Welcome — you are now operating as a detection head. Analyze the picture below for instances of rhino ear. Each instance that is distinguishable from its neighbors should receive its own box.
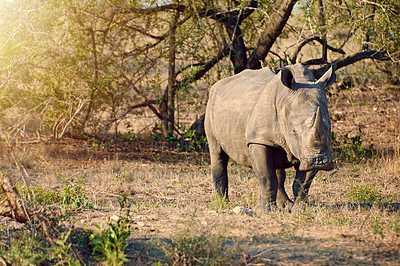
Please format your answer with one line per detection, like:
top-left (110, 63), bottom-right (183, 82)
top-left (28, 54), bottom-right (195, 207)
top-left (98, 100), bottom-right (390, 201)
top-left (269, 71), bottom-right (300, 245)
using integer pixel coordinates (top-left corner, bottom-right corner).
top-left (317, 64), bottom-right (337, 89)
top-left (281, 68), bottom-right (294, 89)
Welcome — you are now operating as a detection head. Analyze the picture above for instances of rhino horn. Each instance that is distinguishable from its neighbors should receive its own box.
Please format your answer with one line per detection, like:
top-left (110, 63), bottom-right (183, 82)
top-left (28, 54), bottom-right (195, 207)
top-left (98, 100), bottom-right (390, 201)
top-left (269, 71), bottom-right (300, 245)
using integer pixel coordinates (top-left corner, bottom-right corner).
top-left (312, 106), bottom-right (327, 146)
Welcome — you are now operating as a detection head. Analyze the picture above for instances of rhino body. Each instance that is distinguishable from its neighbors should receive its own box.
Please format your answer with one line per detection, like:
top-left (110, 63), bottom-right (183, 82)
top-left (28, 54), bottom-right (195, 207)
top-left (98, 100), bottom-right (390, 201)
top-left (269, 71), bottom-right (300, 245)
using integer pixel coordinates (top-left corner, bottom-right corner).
top-left (205, 63), bottom-right (336, 208)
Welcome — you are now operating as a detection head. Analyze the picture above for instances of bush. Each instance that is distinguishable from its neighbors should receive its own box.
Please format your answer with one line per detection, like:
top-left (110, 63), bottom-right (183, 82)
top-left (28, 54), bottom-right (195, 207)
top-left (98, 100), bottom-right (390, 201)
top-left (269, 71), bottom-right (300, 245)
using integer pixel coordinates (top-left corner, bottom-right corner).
top-left (331, 130), bottom-right (375, 163)
top-left (344, 184), bottom-right (394, 204)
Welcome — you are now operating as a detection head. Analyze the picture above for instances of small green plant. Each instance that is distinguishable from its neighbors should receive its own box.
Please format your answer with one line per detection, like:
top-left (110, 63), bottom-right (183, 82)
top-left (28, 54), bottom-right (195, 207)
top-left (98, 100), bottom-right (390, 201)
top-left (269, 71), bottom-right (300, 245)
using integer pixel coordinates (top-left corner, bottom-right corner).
top-left (123, 132), bottom-right (136, 143)
top-left (87, 137), bottom-right (101, 148)
top-left (111, 171), bottom-right (127, 187)
top-left (0, 227), bottom-right (81, 265)
top-left (370, 216), bottom-right (386, 239)
top-left (0, 233), bottom-right (47, 265)
top-left (389, 217), bottom-right (400, 236)
top-left (117, 193), bottom-right (132, 218)
top-left (52, 230), bottom-right (81, 266)
top-left (331, 130), bottom-right (375, 163)
top-left (57, 173), bottom-right (92, 210)
top-left (208, 193), bottom-right (232, 211)
top-left (89, 193), bottom-right (134, 265)
top-left (344, 184), bottom-right (393, 204)
top-left (89, 219), bottom-right (131, 265)
top-left (332, 216), bottom-right (352, 226)
top-left (18, 184), bottom-right (61, 205)
top-left (177, 128), bottom-right (208, 151)
top-left (243, 191), bottom-right (258, 209)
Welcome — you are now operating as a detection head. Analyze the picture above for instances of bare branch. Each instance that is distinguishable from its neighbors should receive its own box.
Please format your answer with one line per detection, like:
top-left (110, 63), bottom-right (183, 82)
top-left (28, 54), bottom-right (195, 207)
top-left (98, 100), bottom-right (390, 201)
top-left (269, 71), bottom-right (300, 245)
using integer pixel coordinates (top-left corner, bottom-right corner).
top-left (127, 3), bottom-right (187, 14)
top-left (292, 36), bottom-right (345, 63)
top-left (58, 99), bottom-right (86, 139)
top-left (125, 25), bottom-right (165, 40)
top-left (177, 45), bottom-right (231, 87)
top-left (96, 99), bottom-right (157, 136)
top-left (311, 50), bottom-right (392, 79)
top-left (304, 57), bottom-right (326, 66)
top-left (198, 0), bottom-right (258, 23)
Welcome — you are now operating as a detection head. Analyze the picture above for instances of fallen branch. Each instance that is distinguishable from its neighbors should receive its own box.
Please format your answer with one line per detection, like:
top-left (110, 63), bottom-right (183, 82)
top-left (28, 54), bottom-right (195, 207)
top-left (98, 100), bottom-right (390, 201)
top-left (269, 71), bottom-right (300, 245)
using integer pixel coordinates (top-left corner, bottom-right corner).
top-left (0, 172), bottom-right (31, 223)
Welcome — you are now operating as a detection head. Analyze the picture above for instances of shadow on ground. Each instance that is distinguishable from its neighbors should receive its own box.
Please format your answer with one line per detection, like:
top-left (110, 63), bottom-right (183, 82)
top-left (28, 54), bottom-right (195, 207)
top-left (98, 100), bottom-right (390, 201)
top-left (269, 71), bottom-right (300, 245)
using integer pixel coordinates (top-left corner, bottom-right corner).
top-left (126, 234), bottom-right (400, 265)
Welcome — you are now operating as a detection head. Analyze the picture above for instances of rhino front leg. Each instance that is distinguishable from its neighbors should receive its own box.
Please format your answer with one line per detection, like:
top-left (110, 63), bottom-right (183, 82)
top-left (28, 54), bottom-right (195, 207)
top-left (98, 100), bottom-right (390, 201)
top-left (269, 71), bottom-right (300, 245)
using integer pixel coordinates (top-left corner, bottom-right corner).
top-left (276, 169), bottom-right (293, 208)
top-left (292, 169), bottom-right (318, 207)
top-left (249, 144), bottom-right (278, 209)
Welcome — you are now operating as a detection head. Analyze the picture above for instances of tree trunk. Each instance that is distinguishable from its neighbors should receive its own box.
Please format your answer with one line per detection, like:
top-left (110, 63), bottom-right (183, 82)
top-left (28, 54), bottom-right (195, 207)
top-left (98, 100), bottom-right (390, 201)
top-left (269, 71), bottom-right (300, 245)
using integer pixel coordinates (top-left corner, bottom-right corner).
top-left (82, 28), bottom-right (99, 133)
top-left (247, 0), bottom-right (298, 69)
top-left (362, 2), bottom-right (376, 51)
top-left (318, 0), bottom-right (328, 62)
top-left (224, 19), bottom-right (248, 74)
top-left (161, 7), bottom-right (179, 137)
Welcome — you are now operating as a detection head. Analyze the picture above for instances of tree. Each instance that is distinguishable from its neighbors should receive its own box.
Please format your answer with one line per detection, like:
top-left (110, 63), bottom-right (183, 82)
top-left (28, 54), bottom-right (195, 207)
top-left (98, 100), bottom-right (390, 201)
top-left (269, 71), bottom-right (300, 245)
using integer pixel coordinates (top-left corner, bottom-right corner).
top-left (0, 0), bottom-right (399, 140)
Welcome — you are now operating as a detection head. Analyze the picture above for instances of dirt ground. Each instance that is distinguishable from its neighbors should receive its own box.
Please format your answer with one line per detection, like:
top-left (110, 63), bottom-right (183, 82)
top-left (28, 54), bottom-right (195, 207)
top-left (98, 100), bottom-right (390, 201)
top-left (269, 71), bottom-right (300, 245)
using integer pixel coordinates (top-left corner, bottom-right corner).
top-left (1, 84), bottom-right (400, 264)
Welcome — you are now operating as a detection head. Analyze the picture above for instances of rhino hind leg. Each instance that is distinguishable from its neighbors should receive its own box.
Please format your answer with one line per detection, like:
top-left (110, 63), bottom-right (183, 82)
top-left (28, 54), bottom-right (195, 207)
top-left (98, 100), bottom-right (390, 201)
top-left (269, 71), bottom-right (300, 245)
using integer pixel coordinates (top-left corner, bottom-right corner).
top-left (208, 140), bottom-right (229, 200)
top-left (276, 169), bottom-right (293, 208)
top-left (249, 144), bottom-right (278, 209)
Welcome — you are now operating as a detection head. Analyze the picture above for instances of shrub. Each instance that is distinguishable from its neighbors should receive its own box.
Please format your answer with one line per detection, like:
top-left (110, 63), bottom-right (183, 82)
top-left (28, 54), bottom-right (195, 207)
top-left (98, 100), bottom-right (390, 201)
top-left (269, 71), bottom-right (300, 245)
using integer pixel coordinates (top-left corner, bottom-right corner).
top-left (331, 130), bottom-right (375, 163)
top-left (344, 185), bottom-right (394, 204)
top-left (89, 219), bottom-right (131, 266)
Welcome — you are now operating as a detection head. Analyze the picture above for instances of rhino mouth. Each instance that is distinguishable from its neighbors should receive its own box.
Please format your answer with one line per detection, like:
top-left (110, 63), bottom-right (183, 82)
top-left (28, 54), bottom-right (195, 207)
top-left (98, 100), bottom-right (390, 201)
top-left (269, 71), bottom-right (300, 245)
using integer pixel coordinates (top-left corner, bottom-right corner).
top-left (299, 154), bottom-right (334, 172)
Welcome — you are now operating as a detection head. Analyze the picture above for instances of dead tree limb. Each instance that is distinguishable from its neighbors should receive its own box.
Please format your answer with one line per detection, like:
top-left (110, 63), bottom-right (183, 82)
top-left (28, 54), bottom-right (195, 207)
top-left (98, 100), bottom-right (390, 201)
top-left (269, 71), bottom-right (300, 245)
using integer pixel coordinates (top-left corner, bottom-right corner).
top-left (0, 173), bottom-right (31, 223)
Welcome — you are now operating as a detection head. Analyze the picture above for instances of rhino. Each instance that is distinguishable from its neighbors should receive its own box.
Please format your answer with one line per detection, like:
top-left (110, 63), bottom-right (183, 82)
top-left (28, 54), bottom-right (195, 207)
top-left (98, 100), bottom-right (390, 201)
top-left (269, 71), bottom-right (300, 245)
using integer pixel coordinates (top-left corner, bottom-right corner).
top-left (205, 63), bottom-right (336, 209)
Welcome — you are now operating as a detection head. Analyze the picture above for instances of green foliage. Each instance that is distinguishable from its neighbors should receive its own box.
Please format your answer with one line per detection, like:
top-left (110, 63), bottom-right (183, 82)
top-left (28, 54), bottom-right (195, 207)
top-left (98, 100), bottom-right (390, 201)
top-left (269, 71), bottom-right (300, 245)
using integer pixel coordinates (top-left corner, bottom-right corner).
top-left (179, 129), bottom-right (208, 151)
top-left (389, 217), bottom-right (400, 236)
top-left (0, 233), bottom-right (48, 265)
top-left (299, 0), bottom-right (400, 52)
top-left (0, 227), bottom-right (82, 265)
top-left (89, 219), bottom-right (131, 266)
top-left (331, 130), bottom-right (375, 163)
top-left (18, 184), bottom-right (61, 205)
top-left (89, 193), bottom-right (134, 265)
top-left (208, 193), bottom-right (233, 211)
top-left (344, 184), bottom-right (394, 204)
top-left (16, 172), bottom-right (93, 209)
top-left (58, 174), bottom-right (92, 210)
top-left (160, 229), bottom-right (232, 265)
top-left (370, 216), bottom-right (386, 239)
top-left (52, 230), bottom-right (81, 266)
top-left (332, 216), bottom-right (353, 226)
top-left (368, 214), bottom-right (400, 240)
top-left (1, 0), bottom-right (399, 140)
top-left (244, 191), bottom-right (258, 209)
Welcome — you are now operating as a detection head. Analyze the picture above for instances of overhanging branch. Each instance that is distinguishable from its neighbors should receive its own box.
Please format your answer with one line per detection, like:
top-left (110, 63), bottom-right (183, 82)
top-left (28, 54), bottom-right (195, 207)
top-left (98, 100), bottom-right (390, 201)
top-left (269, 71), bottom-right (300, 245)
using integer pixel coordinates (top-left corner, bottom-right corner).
top-left (96, 99), bottom-right (159, 136)
top-left (293, 36), bottom-right (345, 63)
top-left (176, 45), bottom-right (231, 87)
top-left (311, 50), bottom-right (392, 79)
top-left (128, 3), bottom-right (186, 14)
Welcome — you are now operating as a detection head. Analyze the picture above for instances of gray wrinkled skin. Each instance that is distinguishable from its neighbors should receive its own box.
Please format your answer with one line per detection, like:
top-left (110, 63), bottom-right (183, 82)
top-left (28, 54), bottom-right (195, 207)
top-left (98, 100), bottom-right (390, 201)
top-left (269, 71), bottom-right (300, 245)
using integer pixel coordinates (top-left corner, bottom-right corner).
top-left (205, 63), bottom-right (336, 209)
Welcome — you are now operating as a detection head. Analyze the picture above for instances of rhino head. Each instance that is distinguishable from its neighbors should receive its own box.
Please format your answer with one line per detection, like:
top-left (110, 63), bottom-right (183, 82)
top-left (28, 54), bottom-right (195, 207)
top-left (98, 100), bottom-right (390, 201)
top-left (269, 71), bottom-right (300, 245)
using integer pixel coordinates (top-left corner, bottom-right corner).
top-left (278, 64), bottom-right (336, 172)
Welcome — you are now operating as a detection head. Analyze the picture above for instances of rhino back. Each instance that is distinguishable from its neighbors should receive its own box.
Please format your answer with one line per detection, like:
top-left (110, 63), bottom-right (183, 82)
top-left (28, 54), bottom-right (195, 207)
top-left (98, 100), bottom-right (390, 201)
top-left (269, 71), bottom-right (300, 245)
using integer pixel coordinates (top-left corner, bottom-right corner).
top-left (206, 68), bottom-right (276, 166)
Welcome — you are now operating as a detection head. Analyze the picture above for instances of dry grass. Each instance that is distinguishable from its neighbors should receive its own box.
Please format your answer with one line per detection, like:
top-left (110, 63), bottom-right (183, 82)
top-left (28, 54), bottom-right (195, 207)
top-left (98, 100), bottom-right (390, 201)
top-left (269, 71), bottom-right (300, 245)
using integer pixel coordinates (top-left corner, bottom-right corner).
top-left (0, 85), bottom-right (400, 264)
top-left (2, 138), bottom-right (399, 264)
